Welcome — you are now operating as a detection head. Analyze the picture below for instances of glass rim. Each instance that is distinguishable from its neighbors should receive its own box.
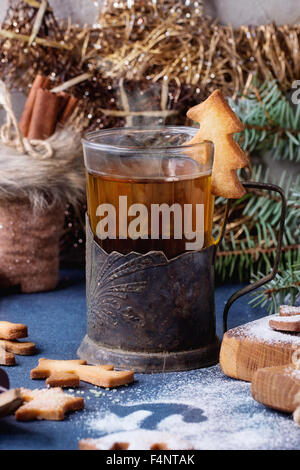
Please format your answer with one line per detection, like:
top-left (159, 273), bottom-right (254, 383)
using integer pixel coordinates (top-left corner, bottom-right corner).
top-left (82, 126), bottom-right (212, 153)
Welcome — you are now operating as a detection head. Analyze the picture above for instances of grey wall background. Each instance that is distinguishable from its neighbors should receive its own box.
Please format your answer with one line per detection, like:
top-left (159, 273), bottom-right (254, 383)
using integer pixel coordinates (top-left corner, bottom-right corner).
top-left (2, 0), bottom-right (300, 30)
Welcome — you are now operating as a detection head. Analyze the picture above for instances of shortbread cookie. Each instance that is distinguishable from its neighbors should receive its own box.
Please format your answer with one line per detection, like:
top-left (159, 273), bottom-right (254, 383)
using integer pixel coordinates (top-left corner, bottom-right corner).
top-left (269, 315), bottom-right (300, 332)
top-left (0, 388), bottom-right (22, 418)
top-left (15, 387), bottom-right (84, 421)
top-left (31, 359), bottom-right (88, 388)
top-left (182, 138), bottom-right (212, 165)
top-left (186, 89), bottom-right (248, 199)
top-left (0, 321), bottom-right (27, 340)
top-left (0, 346), bottom-right (15, 366)
top-left (280, 305), bottom-right (300, 316)
top-left (31, 358), bottom-right (134, 388)
top-left (0, 340), bottom-right (36, 356)
top-left (0, 339), bottom-right (36, 366)
top-left (79, 431), bottom-right (194, 450)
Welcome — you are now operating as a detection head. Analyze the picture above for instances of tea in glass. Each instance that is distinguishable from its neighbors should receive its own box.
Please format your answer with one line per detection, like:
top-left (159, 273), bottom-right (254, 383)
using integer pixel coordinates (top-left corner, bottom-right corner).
top-left (84, 127), bottom-right (214, 258)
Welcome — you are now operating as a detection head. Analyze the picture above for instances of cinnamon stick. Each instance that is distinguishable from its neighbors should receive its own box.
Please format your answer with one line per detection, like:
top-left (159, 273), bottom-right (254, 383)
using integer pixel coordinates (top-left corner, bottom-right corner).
top-left (58, 95), bottom-right (78, 125)
top-left (27, 88), bottom-right (63, 140)
top-left (19, 74), bottom-right (50, 137)
top-left (57, 91), bottom-right (70, 119)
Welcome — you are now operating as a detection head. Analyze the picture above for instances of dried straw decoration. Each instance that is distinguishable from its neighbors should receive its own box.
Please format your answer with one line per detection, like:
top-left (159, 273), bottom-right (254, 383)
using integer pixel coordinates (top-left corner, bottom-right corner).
top-left (1, 0), bottom-right (300, 132)
top-left (93, 0), bottom-right (300, 92)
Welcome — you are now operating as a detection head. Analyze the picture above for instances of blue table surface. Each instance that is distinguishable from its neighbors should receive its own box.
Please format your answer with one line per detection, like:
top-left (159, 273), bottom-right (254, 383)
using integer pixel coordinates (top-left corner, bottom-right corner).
top-left (0, 269), bottom-right (299, 450)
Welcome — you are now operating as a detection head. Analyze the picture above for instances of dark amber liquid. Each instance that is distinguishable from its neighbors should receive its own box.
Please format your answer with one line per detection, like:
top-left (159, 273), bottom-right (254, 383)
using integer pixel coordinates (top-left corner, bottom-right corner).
top-left (86, 158), bottom-right (214, 258)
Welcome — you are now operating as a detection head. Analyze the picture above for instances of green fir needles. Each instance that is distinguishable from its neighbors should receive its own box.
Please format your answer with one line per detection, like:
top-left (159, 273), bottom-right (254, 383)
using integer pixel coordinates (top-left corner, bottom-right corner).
top-left (230, 79), bottom-right (300, 162)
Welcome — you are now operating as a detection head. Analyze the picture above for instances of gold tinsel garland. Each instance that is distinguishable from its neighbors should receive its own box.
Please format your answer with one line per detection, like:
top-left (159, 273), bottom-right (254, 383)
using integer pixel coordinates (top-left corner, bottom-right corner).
top-left (0, 0), bottom-right (300, 132)
top-left (94, 0), bottom-right (300, 95)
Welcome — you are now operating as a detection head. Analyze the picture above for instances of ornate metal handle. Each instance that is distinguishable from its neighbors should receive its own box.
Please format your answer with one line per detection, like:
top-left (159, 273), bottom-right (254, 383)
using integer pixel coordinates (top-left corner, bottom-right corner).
top-left (222, 181), bottom-right (286, 333)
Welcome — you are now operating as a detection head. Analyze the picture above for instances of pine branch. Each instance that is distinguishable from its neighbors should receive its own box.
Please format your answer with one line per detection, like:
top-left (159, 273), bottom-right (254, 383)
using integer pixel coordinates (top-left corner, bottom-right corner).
top-left (214, 166), bottom-right (300, 282)
top-left (229, 79), bottom-right (300, 162)
top-left (249, 259), bottom-right (300, 314)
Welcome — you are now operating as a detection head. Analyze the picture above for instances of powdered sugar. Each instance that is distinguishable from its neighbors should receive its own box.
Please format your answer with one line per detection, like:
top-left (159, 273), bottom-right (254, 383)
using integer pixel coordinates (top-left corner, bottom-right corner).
top-left (291, 368), bottom-right (300, 380)
top-left (20, 387), bottom-right (81, 408)
top-left (89, 409), bottom-right (152, 433)
top-left (280, 305), bottom-right (300, 316)
top-left (80, 430), bottom-right (193, 450)
top-left (230, 315), bottom-right (300, 345)
top-left (78, 365), bottom-right (300, 450)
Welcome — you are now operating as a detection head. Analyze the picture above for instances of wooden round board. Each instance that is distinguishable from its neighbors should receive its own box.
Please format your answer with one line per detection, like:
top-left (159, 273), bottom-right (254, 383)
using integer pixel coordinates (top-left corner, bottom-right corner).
top-left (251, 365), bottom-right (300, 413)
top-left (220, 315), bottom-right (300, 382)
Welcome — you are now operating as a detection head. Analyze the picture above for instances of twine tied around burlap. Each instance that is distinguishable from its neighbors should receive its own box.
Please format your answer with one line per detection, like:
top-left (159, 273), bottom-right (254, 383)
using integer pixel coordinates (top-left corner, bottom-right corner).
top-left (292, 347), bottom-right (300, 426)
top-left (0, 80), bottom-right (53, 159)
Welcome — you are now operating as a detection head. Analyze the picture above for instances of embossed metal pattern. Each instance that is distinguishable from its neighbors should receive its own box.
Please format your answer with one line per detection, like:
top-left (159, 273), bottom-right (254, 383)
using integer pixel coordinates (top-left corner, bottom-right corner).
top-left (86, 217), bottom-right (216, 353)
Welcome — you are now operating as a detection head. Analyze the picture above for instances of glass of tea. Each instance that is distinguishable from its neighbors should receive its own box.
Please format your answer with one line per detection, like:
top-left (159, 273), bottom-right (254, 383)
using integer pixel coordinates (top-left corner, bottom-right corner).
top-left (79, 126), bottom-right (286, 373)
top-left (83, 127), bottom-right (214, 258)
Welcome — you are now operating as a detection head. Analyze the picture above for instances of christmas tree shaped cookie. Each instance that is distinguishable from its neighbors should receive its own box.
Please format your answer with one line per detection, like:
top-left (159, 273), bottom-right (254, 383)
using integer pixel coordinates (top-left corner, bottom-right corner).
top-left (186, 89), bottom-right (249, 199)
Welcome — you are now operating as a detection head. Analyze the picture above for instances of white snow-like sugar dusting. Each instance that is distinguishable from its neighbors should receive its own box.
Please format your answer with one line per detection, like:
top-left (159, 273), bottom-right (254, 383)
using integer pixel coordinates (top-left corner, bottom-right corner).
top-left (291, 369), bottom-right (300, 379)
top-left (280, 305), bottom-right (300, 316)
top-left (81, 430), bottom-right (193, 450)
top-left (88, 409), bottom-right (152, 433)
top-left (82, 365), bottom-right (300, 450)
top-left (231, 315), bottom-right (300, 345)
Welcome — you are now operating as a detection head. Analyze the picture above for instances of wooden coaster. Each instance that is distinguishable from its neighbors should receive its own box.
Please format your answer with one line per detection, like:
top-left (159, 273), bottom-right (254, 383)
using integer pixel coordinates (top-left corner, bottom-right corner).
top-left (220, 315), bottom-right (300, 382)
top-left (251, 364), bottom-right (300, 413)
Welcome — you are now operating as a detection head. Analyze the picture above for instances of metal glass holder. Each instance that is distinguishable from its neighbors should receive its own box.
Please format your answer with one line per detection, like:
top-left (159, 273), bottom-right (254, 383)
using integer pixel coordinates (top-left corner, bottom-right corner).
top-left (78, 182), bottom-right (286, 373)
